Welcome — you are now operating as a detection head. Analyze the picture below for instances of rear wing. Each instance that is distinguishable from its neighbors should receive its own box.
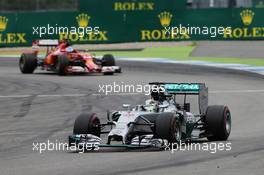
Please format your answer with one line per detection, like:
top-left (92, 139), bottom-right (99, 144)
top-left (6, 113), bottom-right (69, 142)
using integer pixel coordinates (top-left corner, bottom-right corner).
top-left (33, 39), bottom-right (59, 46)
top-left (149, 82), bottom-right (208, 114)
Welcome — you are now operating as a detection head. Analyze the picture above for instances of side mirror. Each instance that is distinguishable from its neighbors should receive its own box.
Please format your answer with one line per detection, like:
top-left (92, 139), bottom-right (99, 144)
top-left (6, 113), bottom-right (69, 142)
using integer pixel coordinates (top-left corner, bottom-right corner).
top-left (123, 104), bottom-right (132, 111)
top-left (123, 104), bottom-right (130, 108)
top-left (159, 104), bottom-right (169, 108)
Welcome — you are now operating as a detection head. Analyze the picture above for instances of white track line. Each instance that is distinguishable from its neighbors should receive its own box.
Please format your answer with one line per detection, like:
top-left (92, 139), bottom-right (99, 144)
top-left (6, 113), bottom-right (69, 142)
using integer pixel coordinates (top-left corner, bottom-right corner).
top-left (0, 90), bottom-right (264, 98)
top-left (0, 94), bottom-right (86, 98)
top-left (0, 95), bottom-right (32, 98)
top-left (92, 92), bottom-right (143, 96)
top-left (38, 94), bottom-right (86, 97)
top-left (210, 90), bottom-right (264, 93)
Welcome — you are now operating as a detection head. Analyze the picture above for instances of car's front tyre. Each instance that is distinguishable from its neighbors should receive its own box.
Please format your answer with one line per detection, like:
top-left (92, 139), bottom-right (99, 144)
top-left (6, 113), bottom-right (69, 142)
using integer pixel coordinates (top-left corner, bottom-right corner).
top-left (102, 54), bottom-right (115, 75)
top-left (73, 113), bottom-right (101, 137)
top-left (56, 54), bottom-right (69, 76)
top-left (154, 113), bottom-right (181, 143)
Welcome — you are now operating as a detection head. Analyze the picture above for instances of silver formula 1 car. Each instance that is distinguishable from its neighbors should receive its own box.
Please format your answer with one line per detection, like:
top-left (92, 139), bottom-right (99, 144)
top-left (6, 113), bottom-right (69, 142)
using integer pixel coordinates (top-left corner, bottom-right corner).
top-left (68, 82), bottom-right (231, 150)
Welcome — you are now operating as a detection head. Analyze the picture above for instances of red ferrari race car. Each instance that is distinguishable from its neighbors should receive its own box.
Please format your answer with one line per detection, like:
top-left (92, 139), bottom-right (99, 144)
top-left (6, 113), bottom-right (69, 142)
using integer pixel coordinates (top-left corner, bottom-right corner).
top-left (19, 40), bottom-right (121, 76)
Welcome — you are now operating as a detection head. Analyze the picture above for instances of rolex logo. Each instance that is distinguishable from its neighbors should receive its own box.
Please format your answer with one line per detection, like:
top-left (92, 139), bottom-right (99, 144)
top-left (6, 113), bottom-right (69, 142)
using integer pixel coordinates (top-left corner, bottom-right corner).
top-left (76, 13), bottom-right (90, 27)
top-left (240, 9), bottom-right (254, 26)
top-left (158, 11), bottom-right (173, 28)
top-left (0, 16), bottom-right (8, 32)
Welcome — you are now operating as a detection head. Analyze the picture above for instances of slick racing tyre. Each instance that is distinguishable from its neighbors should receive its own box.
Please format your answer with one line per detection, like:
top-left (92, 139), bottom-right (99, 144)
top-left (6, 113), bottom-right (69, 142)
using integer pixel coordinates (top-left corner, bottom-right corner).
top-left (102, 54), bottom-right (115, 66)
top-left (102, 54), bottom-right (115, 75)
top-left (73, 113), bottom-right (101, 137)
top-left (57, 54), bottom-right (69, 76)
top-left (205, 105), bottom-right (231, 141)
top-left (19, 53), bottom-right (38, 74)
top-left (154, 113), bottom-right (181, 143)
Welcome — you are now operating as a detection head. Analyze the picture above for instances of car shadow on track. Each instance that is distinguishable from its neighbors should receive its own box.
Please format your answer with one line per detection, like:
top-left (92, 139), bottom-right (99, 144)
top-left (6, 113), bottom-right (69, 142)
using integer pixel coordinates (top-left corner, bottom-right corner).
top-left (68, 147), bottom-right (164, 154)
top-left (33, 72), bottom-right (118, 77)
top-left (34, 72), bottom-right (92, 76)
top-left (67, 139), bottom-right (227, 154)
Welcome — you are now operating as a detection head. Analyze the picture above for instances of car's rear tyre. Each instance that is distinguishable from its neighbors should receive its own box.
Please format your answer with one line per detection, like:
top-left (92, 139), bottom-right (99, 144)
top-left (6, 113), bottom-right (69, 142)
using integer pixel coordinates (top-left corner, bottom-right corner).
top-left (154, 113), bottom-right (181, 143)
top-left (205, 105), bottom-right (231, 141)
top-left (73, 113), bottom-right (101, 137)
top-left (19, 53), bottom-right (37, 74)
top-left (57, 55), bottom-right (69, 76)
top-left (102, 54), bottom-right (115, 75)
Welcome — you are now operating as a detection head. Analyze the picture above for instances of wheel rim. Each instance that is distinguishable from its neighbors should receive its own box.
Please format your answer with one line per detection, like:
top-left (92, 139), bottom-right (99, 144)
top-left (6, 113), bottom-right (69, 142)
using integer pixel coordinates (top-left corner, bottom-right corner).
top-left (90, 116), bottom-right (100, 136)
top-left (19, 58), bottom-right (25, 69)
top-left (225, 111), bottom-right (231, 135)
top-left (174, 123), bottom-right (181, 142)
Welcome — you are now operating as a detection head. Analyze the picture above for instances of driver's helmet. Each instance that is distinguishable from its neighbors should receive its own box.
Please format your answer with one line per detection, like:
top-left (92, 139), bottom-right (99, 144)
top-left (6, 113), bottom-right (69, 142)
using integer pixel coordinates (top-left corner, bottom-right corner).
top-left (150, 86), bottom-right (167, 102)
top-left (65, 46), bottom-right (74, 53)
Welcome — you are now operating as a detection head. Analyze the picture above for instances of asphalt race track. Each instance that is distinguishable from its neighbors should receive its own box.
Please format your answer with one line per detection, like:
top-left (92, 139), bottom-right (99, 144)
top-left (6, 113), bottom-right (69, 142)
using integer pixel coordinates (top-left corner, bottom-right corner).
top-left (0, 59), bottom-right (264, 175)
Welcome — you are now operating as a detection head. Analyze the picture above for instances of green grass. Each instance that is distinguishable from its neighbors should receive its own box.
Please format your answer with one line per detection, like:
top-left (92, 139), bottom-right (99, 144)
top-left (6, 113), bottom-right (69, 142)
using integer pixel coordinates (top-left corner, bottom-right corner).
top-left (92, 46), bottom-right (193, 59)
top-left (1, 45), bottom-right (264, 66)
top-left (92, 46), bottom-right (264, 67)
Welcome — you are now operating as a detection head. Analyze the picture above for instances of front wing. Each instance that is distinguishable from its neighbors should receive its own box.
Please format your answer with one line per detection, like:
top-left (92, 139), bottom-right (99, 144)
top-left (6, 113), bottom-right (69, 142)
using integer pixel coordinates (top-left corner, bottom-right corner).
top-left (68, 134), bottom-right (165, 151)
top-left (66, 66), bottom-right (121, 73)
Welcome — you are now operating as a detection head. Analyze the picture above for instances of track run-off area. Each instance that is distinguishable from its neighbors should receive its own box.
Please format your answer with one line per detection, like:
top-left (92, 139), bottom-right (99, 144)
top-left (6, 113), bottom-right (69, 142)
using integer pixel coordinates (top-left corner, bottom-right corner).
top-left (0, 59), bottom-right (264, 175)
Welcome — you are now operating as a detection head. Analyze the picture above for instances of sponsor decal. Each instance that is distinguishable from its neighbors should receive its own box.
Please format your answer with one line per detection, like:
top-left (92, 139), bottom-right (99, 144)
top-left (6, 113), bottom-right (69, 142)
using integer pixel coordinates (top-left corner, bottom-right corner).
top-left (224, 9), bottom-right (264, 39)
top-left (76, 13), bottom-right (91, 28)
top-left (59, 13), bottom-right (108, 42)
top-left (140, 11), bottom-right (190, 41)
top-left (0, 16), bottom-right (27, 44)
top-left (114, 2), bottom-right (154, 11)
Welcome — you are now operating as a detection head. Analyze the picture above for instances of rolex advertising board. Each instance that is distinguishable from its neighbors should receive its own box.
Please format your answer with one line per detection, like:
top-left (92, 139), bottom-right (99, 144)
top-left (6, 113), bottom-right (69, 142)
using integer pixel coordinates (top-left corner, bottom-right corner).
top-left (0, 0), bottom-right (264, 47)
top-left (0, 14), bottom-right (28, 45)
